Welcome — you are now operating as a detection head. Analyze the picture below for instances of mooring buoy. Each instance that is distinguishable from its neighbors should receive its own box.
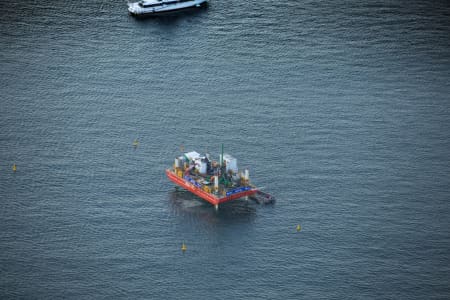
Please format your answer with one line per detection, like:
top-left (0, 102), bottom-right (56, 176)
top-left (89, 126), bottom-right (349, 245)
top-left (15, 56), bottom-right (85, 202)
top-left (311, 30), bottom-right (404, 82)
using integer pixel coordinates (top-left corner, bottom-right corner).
top-left (133, 139), bottom-right (139, 148)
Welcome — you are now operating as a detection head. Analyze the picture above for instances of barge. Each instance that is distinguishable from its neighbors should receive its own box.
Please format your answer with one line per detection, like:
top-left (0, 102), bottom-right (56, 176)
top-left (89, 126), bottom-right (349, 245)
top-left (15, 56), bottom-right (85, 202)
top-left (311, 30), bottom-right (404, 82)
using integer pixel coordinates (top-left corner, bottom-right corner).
top-left (166, 145), bottom-right (272, 210)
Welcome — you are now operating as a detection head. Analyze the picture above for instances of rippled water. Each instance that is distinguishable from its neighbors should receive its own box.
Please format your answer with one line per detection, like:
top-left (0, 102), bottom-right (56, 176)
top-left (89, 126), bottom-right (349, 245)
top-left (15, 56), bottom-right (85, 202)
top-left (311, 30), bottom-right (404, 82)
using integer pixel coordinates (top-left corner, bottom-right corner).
top-left (1, 0), bottom-right (450, 298)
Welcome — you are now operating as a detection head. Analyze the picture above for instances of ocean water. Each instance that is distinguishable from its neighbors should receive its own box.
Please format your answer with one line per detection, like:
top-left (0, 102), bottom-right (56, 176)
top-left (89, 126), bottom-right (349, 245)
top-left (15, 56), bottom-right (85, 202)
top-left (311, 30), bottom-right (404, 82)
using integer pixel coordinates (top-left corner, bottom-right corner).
top-left (1, 0), bottom-right (450, 298)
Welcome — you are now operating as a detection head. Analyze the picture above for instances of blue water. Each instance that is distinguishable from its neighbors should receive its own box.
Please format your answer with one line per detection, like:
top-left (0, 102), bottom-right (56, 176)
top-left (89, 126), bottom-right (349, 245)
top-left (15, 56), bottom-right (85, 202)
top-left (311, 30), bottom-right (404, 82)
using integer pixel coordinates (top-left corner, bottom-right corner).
top-left (1, 1), bottom-right (450, 298)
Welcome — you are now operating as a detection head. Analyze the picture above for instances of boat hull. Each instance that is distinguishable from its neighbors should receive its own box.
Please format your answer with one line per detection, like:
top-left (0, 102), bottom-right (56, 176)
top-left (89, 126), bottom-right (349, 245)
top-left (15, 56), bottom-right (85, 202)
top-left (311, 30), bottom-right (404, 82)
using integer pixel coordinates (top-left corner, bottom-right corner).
top-left (166, 169), bottom-right (257, 206)
top-left (128, 1), bottom-right (207, 17)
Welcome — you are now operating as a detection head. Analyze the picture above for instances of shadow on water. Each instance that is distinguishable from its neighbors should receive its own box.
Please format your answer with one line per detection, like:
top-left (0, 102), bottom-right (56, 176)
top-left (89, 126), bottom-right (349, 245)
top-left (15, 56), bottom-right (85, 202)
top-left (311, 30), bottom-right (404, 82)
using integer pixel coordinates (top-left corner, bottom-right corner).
top-left (128, 4), bottom-right (209, 25)
top-left (167, 189), bottom-right (257, 225)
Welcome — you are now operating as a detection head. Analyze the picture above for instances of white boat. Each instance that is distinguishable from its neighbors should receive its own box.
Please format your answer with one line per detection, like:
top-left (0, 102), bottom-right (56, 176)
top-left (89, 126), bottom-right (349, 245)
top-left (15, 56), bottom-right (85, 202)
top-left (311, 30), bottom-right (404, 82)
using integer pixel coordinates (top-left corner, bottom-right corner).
top-left (128, 0), bottom-right (208, 16)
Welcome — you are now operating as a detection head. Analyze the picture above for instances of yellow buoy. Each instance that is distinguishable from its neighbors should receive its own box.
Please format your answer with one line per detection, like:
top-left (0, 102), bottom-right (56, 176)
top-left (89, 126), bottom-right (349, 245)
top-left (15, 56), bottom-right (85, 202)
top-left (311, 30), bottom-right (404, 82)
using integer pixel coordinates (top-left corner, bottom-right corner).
top-left (181, 243), bottom-right (187, 252)
top-left (12, 164), bottom-right (17, 172)
top-left (133, 139), bottom-right (139, 148)
top-left (296, 224), bottom-right (301, 232)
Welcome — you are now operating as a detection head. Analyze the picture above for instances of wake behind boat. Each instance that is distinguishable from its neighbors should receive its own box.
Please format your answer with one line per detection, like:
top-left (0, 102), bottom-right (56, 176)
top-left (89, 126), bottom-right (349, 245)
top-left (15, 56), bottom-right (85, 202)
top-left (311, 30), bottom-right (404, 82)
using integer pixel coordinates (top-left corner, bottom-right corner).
top-left (128, 0), bottom-right (207, 16)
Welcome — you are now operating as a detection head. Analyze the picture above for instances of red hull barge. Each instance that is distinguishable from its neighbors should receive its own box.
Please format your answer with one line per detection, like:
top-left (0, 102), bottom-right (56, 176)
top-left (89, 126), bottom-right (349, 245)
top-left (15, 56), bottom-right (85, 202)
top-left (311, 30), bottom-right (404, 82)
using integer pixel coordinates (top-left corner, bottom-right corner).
top-left (166, 169), bottom-right (258, 207)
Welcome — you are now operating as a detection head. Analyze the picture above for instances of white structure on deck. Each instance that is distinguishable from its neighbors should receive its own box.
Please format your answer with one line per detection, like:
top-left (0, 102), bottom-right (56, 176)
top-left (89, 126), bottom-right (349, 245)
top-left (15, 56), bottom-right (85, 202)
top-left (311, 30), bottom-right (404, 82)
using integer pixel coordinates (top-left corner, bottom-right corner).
top-left (223, 154), bottom-right (238, 174)
top-left (128, 0), bottom-right (207, 16)
top-left (184, 151), bottom-right (200, 161)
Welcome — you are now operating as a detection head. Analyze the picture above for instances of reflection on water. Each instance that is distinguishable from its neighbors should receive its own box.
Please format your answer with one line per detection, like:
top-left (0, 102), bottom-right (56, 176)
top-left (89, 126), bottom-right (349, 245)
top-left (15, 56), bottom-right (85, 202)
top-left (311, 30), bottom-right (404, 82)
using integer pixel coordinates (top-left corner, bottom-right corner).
top-left (167, 188), bottom-right (257, 224)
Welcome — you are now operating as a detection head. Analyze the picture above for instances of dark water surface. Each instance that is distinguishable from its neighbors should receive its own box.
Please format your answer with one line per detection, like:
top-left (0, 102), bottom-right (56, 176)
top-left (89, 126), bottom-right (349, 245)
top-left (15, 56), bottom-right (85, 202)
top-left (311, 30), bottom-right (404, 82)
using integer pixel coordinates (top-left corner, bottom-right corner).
top-left (1, 0), bottom-right (450, 298)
